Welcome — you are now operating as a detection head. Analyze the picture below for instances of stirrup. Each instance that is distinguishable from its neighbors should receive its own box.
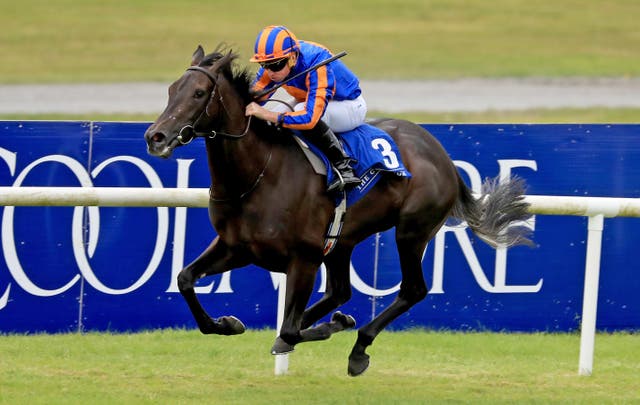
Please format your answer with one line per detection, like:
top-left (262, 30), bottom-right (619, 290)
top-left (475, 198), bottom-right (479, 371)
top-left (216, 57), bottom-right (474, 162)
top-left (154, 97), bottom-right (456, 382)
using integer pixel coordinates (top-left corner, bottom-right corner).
top-left (328, 168), bottom-right (360, 193)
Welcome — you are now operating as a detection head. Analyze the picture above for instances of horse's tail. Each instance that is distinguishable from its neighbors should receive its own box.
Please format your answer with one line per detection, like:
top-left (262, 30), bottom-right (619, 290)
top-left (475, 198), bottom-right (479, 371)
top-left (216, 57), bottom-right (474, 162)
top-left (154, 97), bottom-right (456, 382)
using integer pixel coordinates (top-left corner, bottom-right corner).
top-left (451, 172), bottom-right (534, 248)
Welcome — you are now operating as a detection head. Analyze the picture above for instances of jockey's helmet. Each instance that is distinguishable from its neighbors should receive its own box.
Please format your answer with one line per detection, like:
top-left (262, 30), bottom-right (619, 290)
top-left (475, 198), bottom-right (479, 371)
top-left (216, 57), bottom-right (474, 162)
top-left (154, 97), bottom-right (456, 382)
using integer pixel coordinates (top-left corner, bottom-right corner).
top-left (250, 25), bottom-right (299, 63)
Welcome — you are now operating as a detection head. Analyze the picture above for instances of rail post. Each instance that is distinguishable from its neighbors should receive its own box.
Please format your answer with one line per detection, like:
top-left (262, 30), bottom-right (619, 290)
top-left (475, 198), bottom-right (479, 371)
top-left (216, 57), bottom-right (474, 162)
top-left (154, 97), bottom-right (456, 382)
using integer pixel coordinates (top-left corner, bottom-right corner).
top-left (578, 214), bottom-right (604, 376)
top-left (274, 273), bottom-right (289, 375)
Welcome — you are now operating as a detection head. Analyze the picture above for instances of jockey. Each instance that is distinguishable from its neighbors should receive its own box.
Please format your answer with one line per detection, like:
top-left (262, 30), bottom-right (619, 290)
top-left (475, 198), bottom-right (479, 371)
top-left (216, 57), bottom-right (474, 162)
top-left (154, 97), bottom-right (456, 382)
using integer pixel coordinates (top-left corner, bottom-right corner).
top-left (245, 25), bottom-right (366, 192)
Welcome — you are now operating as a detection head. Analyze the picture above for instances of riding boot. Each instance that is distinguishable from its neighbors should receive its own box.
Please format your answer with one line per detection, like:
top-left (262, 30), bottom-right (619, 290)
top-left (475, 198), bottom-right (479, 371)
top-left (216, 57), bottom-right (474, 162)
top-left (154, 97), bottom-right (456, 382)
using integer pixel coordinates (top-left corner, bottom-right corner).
top-left (306, 121), bottom-right (361, 192)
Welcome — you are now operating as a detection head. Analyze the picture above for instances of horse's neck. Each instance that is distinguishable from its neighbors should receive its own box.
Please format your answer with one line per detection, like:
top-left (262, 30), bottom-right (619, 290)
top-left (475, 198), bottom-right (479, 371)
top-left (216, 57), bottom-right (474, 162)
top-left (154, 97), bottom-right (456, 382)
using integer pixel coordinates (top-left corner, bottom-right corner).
top-left (205, 130), bottom-right (270, 194)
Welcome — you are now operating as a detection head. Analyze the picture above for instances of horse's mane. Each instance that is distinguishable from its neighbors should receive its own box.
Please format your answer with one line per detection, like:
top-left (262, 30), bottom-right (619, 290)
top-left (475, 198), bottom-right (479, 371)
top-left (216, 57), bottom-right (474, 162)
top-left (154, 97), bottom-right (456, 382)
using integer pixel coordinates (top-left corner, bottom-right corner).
top-left (198, 45), bottom-right (293, 144)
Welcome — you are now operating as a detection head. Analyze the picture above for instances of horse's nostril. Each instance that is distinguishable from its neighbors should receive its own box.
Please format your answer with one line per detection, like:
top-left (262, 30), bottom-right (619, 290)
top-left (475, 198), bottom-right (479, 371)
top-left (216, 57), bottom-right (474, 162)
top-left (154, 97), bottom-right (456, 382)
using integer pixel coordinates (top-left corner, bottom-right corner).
top-left (151, 132), bottom-right (166, 143)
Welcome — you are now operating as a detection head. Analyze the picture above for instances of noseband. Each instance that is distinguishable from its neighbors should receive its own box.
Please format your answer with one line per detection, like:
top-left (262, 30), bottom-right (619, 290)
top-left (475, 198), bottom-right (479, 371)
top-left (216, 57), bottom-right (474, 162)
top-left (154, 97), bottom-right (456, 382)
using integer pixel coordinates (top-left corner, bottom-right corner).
top-left (177, 66), bottom-right (252, 145)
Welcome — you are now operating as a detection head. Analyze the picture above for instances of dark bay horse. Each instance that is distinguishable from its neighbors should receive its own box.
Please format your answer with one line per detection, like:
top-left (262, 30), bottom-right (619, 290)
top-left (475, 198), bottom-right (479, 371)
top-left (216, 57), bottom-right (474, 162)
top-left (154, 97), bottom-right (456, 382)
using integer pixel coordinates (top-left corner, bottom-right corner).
top-left (144, 46), bottom-right (532, 376)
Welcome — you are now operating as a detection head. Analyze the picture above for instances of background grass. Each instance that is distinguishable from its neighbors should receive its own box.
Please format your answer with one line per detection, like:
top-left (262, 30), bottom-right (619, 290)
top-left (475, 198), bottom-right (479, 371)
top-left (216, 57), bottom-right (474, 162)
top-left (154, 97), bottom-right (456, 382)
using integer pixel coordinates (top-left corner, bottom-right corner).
top-left (3, 107), bottom-right (640, 124)
top-left (1, 329), bottom-right (638, 404)
top-left (1, 1), bottom-right (638, 122)
top-left (1, 0), bottom-right (639, 83)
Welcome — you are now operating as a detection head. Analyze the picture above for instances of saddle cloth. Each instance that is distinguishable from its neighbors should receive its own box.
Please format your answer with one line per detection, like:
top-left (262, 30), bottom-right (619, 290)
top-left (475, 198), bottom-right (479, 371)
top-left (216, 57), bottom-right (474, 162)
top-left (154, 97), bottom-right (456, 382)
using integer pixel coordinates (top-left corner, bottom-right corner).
top-left (295, 123), bottom-right (411, 207)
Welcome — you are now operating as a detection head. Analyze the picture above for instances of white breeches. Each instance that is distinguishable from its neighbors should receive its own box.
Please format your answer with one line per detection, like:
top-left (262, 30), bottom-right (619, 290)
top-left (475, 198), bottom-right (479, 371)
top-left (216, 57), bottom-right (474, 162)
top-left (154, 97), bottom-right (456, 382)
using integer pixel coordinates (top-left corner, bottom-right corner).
top-left (264, 91), bottom-right (367, 133)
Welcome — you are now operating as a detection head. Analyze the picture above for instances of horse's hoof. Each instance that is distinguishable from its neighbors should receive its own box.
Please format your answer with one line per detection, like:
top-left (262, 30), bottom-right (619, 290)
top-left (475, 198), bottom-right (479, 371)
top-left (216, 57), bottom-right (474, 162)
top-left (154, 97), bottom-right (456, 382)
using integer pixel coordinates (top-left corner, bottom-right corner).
top-left (271, 336), bottom-right (295, 355)
top-left (331, 311), bottom-right (356, 329)
top-left (347, 352), bottom-right (370, 377)
top-left (218, 316), bottom-right (245, 335)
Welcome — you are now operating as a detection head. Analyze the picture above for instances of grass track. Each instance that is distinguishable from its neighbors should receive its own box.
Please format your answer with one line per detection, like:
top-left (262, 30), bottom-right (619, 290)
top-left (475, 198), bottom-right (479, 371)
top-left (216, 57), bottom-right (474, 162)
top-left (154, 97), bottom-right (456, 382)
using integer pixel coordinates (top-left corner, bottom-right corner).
top-left (1, 329), bottom-right (638, 403)
top-left (1, 0), bottom-right (639, 82)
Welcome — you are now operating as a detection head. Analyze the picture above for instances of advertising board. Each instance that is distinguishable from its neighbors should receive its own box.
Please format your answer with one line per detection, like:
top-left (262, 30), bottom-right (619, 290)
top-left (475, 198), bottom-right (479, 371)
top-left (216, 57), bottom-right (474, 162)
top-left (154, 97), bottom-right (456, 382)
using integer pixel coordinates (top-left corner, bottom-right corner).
top-left (0, 121), bottom-right (638, 333)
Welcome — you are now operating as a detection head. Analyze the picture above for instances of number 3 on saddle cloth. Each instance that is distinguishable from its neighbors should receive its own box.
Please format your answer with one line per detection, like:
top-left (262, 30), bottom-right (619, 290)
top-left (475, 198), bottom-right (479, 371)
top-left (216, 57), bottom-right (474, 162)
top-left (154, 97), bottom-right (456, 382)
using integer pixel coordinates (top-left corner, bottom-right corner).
top-left (293, 123), bottom-right (412, 255)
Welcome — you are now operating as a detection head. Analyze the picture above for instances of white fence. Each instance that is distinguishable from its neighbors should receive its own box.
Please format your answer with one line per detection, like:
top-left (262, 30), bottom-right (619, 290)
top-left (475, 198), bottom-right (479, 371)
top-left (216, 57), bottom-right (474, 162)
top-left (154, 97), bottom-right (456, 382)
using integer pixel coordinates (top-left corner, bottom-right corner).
top-left (0, 186), bottom-right (638, 376)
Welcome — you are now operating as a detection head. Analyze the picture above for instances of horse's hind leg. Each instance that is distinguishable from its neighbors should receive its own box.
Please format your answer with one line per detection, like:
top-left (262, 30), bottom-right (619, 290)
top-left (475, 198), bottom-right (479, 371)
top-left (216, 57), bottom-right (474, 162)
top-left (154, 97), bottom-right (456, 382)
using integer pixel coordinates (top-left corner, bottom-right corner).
top-left (178, 236), bottom-right (249, 335)
top-left (348, 227), bottom-right (434, 376)
top-left (301, 245), bottom-right (355, 329)
top-left (300, 247), bottom-right (356, 338)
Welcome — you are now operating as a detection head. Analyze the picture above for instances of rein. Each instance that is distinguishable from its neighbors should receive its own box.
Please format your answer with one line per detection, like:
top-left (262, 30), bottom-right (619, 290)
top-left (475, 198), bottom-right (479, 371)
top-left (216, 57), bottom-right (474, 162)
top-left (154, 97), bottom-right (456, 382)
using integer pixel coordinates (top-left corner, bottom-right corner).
top-left (177, 66), bottom-right (252, 145)
top-left (184, 66), bottom-right (271, 203)
top-left (209, 149), bottom-right (273, 203)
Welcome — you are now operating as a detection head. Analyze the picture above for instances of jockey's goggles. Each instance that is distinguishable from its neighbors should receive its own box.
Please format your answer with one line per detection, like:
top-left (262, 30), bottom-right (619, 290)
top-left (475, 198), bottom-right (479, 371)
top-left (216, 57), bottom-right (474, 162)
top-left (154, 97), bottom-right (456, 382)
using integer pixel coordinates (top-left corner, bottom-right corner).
top-left (259, 57), bottom-right (289, 72)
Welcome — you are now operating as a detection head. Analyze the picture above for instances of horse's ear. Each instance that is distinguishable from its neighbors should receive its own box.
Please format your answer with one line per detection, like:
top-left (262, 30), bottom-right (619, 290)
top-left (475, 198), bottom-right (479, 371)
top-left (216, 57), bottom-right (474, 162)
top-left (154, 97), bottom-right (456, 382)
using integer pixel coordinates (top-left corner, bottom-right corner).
top-left (210, 50), bottom-right (235, 73)
top-left (191, 45), bottom-right (205, 66)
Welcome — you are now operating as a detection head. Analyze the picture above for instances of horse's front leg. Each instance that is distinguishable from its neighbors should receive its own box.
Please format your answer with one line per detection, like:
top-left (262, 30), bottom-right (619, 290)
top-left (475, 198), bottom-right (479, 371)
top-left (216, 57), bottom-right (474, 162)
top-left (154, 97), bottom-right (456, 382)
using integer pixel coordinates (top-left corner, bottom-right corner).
top-left (178, 236), bottom-right (249, 335)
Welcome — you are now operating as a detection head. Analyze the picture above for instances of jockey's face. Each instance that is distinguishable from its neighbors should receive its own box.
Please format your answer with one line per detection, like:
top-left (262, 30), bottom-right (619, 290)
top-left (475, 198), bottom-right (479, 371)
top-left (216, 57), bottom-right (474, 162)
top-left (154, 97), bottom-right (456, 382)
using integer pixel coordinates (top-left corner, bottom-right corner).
top-left (261, 53), bottom-right (296, 83)
top-left (265, 63), bottom-right (290, 83)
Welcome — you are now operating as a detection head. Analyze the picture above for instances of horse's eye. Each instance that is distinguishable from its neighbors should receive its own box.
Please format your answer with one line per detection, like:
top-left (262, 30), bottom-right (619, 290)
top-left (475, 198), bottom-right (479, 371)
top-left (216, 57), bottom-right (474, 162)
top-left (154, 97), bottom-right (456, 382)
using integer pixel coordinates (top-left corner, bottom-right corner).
top-left (194, 89), bottom-right (206, 99)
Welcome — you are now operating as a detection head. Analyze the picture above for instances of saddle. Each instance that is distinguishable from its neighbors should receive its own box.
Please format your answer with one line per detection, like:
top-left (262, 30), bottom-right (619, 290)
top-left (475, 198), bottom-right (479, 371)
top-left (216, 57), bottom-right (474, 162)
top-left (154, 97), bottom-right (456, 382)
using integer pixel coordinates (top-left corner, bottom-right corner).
top-left (293, 123), bottom-right (412, 255)
top-left (294, 123), bottom-right (411, 207)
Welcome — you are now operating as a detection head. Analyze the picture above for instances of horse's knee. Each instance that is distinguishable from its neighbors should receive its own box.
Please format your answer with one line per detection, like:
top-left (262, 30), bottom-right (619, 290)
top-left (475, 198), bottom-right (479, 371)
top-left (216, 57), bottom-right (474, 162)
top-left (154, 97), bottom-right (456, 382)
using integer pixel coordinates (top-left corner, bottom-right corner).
top-left (414, 285), bottom-right (428, 302)
top-left (177, 269), bottom-right (194, 292)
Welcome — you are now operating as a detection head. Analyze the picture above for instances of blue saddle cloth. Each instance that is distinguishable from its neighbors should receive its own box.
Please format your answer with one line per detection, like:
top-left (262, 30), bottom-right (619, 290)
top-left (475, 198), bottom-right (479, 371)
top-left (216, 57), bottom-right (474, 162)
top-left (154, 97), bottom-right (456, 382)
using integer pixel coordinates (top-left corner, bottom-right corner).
top-left (297, 124), bottom-right (411, 207)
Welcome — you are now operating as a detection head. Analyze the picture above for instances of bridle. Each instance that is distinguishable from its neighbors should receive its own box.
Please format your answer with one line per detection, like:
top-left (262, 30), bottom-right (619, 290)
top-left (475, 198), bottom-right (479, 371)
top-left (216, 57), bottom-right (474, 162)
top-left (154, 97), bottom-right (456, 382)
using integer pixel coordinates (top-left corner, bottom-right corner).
top-left (177, 66), bottom-right (252, 145)
top-left (181, 65), bottom-right (271, 203)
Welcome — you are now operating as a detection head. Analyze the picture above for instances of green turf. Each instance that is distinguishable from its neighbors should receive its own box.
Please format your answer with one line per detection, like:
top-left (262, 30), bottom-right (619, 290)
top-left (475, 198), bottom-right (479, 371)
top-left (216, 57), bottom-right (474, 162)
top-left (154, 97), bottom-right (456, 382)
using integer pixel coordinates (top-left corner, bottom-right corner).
top-left (1, 0), bottom-right (638, 83)
top-left (3, 107), bottom-right (640, 124)
top-left (0, 329), bottom-right (638, 404)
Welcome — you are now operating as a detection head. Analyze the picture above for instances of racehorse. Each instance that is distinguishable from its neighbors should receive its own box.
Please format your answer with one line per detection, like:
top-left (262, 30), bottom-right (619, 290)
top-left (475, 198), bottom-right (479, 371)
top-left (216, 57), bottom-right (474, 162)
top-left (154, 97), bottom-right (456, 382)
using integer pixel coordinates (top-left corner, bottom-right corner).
top-left (144, 45), bottom-right (532, 376)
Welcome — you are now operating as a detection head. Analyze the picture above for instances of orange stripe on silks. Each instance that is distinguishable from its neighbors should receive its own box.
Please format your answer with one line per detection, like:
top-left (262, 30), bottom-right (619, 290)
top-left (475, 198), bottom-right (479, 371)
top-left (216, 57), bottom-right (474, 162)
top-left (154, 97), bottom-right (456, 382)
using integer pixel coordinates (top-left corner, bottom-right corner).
top-left (286, 95), bottom-right (328, 130)
top-left (314, 66), bottom-right (330, 96)
top-left (305, 65), bottom-right (330, 94)
top-left (286, 111), bottom-right (315, 130)
top-left (283, 85), bottom-right (306, 102)
top-left (286, 93), bottom-right (318, 130)
top-left (284, 67), bottom-right (330, 130)
top-left (273, 30), bottom-right (288, 57)
top-left (310, 66), bottom-right (329, 125)
top-left (252, 73), bottom-right (272, 101)
top-left (310, 93), bottom-right (327, 128)
top-left (256, 29), bottom-right (271, 60)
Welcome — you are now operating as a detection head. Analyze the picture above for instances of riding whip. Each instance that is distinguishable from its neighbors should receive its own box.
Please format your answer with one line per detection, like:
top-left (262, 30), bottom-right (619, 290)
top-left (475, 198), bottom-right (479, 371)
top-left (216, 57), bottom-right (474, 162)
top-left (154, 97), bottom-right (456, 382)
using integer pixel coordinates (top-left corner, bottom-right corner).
top-left (252, 51), bottom-right (348, 100)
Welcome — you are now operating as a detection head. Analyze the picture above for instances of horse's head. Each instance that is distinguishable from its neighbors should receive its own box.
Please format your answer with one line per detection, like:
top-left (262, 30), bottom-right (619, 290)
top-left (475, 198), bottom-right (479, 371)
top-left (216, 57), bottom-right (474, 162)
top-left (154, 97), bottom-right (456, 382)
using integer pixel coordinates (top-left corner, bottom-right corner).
top-left (144, 45), bottom-right (240, 158)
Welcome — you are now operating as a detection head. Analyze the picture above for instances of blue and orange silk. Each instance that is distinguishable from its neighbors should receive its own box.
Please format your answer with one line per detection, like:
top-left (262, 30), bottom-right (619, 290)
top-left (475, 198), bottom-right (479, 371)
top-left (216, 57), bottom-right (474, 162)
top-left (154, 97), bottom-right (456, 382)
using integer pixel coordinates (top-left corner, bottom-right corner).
top-left (252, 41), bottom-right (362, 130)
top-left (250, 25), bottom-right (299, 62)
